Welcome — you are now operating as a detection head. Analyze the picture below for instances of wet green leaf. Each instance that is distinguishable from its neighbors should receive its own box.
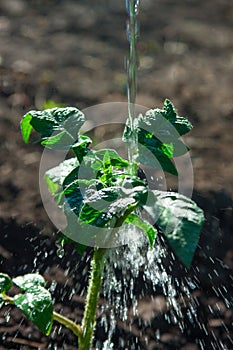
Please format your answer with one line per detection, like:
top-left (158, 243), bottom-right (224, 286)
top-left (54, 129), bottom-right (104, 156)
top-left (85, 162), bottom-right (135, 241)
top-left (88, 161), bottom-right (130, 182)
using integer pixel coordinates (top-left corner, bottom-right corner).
top-left (13, 274), bottom-right (46, 291)
top-left (79, 183), bottom-right (147, 228)
top-left (80, 196), bottom-right (136, 228)
top-left (13, 274), bottom-right (53, 335)
top-left (0, 273), bottom-right (12, 294)
top-left (14, 286), bottom-right (53, 335)
top-left (125, 213), bottom-right (157, 247)
top-left (144, 190), bottom-right (204, 268)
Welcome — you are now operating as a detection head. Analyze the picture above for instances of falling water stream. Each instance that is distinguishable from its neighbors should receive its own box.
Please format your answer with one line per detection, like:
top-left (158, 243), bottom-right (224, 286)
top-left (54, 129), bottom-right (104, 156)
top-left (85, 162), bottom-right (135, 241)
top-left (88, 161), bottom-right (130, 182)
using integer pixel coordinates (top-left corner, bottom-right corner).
top-left (126, 0), bottom-right (140, 170)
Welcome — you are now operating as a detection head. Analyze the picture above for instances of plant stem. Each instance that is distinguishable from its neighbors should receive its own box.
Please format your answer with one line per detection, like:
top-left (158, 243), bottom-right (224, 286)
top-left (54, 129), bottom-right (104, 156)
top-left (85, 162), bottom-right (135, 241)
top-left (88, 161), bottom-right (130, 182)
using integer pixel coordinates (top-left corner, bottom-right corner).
top-left (53, 311), bottom-right (82, 338)
top-left (78, 247), bottom-right (106, 350)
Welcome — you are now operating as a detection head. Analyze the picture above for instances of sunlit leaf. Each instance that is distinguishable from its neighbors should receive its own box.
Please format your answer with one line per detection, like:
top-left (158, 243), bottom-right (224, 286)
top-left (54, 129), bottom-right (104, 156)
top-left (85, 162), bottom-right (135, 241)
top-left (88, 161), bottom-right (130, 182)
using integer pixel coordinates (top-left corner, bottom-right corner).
top-left (13, 273), bottom-right (46, 291)
top-left (41, 130), bottom-right (73, 149)
top-left (13, 274), bottom-right (53, 335)
top-left (21, 113), bottom-right (33, 143)
top-left (14, 287), bottom-right (53, 335)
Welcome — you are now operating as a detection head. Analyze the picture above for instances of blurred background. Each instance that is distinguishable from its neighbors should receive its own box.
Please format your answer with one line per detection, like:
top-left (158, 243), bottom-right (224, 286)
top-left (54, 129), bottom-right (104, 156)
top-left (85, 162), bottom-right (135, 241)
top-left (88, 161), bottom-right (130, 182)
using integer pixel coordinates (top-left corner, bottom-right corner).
top-left (0, 0), bottom-right (232, 349)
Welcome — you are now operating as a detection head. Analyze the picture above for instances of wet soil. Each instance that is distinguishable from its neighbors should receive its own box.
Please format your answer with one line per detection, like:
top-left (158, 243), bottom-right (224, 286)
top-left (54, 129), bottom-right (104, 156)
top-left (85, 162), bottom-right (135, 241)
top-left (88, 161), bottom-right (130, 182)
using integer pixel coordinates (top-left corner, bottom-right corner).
top-left (0, 0), bottom-right (233, 349)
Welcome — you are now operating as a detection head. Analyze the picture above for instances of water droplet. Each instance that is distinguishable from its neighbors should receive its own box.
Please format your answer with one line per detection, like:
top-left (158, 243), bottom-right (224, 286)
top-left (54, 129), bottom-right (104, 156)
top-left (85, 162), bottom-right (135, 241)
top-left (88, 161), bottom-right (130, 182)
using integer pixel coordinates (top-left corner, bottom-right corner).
top-left (50, 280), bottom-right (57, 293)
top-left (156, 329), bottom-right (160, 341)
top-left (5, 313), bottom-right (10, 323)
top-left (134, 0), bottom-right (140, 15)
top-left (126, 0), bottom-right (140, 16)
top-left (56, 246), bottom-right (64, 258)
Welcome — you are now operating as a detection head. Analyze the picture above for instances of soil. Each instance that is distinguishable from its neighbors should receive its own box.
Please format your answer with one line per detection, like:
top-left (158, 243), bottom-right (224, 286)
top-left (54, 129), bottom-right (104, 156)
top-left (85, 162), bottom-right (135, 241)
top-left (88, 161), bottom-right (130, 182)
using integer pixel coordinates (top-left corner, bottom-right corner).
top-left (0, 0), bottom-right (233, 349)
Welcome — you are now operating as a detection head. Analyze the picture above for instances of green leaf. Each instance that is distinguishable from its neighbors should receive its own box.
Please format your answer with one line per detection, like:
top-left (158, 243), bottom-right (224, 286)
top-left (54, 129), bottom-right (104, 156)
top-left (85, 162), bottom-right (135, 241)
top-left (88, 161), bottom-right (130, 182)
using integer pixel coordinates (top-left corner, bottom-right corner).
top-left (144, 190), bottom-right (204, 268)
top-left (13, 274), bottom-right (53, 335)
top-left (123, 99), bottom-right (192, 175)
top-left (71, 135), bottom-right (92, 162)
top-left (136, 142), bottom-right (178, 176)
top-left (163, 99), bottom-right (193, 136)
top-left (45, 158), bottom-right (78, 187)
top-left (63, 175), bottom-right (148, 245)
top-left (21, 107), bottom-right (85, 149)
top-left (125, 213), bottom-right (157, 247)
top-left (163, 98), bottom-right (177, 119)
top-left (41, 130), bottom-right (73, 149)
top-left (45, 158), bottom-right (80, 204)
top-left (21, 113), bottom-right (33, 143)
top-left (94, 149), bottom-right (129, 168)
top-left (61, 153), bottom-right (130, 222)
top-left (13, 273), bottom-right (46, 291)
top-left (79, 182), bottom-right (147, 228)
top-left (45, 176), bottom-right (60, 196)
top-left (63, 178), bottom-right (84, 216)
top-left (14, 287), bottom-right (53, 335)
top-left (80, 187), bottom-right (123, 227)
top-left (0, 273), bottom-right (12, 294)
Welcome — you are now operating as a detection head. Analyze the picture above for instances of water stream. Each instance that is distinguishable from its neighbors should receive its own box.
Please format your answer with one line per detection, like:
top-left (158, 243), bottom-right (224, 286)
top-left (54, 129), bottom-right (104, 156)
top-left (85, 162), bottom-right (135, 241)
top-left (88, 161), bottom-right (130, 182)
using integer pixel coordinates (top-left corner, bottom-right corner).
top-left (126, 0), bottom-right (140, 168)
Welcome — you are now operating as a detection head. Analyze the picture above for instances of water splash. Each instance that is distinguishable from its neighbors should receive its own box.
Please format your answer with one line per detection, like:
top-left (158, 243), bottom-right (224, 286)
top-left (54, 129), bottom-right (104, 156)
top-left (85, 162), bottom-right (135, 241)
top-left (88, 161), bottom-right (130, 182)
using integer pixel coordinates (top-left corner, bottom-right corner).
top-left (98, 225), bottom-right (188, 348)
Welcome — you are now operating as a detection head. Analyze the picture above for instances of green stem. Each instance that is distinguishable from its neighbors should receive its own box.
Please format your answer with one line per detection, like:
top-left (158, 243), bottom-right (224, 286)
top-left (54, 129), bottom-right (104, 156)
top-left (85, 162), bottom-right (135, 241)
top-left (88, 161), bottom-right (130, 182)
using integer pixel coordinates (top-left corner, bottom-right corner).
top-left (53, 311), bottom-right (82, 338)
top-left (2, 294), bottom-right (83, 339)
top-left (79, 247), bottom-right (106, 350)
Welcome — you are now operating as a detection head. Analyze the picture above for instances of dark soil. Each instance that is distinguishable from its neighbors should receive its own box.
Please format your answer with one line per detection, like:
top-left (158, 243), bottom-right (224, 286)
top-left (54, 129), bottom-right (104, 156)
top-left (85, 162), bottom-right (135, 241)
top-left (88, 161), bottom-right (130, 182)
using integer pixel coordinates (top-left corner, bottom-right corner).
top-left (0, 0), bottom-right (233, 349)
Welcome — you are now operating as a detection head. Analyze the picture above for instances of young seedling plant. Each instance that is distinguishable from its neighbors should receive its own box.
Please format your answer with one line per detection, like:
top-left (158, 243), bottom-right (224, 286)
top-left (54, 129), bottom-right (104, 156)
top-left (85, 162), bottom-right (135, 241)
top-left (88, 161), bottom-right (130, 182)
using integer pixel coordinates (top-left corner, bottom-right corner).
top-left (0, 99), bottom-right (204, 349)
